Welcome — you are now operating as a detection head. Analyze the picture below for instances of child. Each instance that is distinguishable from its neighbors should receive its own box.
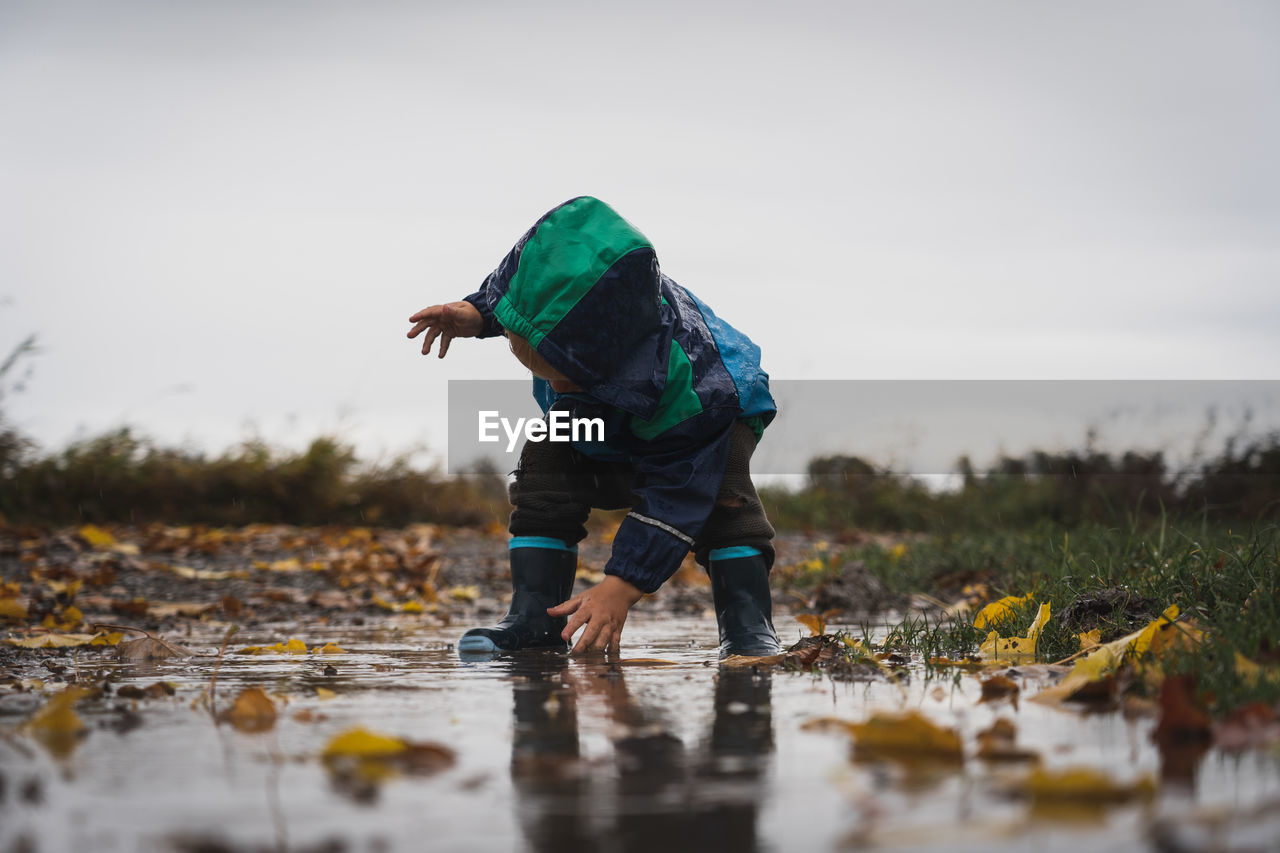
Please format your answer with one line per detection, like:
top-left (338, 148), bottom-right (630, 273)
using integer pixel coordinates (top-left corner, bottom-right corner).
top-left (407, 196), bottom-right (779, 658)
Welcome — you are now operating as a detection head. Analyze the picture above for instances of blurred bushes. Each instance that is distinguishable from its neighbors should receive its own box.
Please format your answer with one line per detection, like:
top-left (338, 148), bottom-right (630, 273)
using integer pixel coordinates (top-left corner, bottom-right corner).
top-left (764, 432), bottom-right (1280, 532)
top-left (0, 416), bottom-right (1275, 531)
top-left (0, 426), bottom-right (507, 528)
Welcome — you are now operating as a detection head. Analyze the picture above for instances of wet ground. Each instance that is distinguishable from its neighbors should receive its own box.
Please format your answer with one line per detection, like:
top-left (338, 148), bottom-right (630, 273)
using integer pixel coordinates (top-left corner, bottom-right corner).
top-left (3, 612), bottom-right (1279, 853)
top-left (2, 525), bottom-right (1279, 851)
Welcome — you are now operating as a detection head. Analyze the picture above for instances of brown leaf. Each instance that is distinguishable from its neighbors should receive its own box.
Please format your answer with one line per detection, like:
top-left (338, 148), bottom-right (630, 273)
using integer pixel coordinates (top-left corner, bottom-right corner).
top-left (110, 598), bottom-right (149, 617)
top-left (979, 675), bottom-right (1020, 708)
top-left (221, 687), bottom-right (277, 733)
top-left (116, 635), bottom-right (194, 662)
top-left (976, 718), bottom-right (1040, 763)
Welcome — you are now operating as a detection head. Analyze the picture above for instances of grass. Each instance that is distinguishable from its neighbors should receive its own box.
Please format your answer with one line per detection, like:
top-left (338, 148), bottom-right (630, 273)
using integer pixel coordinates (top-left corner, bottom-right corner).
top-left (777, 517), bottom-right (1280, 715)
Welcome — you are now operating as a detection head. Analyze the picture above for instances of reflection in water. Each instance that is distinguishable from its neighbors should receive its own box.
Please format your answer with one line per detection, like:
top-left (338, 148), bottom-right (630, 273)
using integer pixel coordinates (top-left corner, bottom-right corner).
top-left (506, 658), bottom-right (774, 852)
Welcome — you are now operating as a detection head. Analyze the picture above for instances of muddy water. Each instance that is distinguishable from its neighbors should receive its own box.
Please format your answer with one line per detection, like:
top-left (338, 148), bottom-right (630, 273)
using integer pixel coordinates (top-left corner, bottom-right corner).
top-left (2, 615), bottom-right (1277, 852)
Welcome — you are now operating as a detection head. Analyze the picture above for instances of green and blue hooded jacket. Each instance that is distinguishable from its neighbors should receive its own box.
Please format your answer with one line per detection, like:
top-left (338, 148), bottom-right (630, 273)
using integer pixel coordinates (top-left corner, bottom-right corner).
top-left (463, 197), bottom-right (775, 593)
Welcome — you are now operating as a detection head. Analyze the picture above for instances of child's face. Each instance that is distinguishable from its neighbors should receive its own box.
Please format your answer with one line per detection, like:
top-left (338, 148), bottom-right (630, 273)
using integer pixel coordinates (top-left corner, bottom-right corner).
top-left (504, 331), bottom-right (577, 390)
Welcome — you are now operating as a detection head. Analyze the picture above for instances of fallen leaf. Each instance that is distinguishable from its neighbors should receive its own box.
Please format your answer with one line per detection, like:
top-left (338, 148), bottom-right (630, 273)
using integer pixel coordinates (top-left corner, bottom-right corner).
top-left (222, 687), bottom-right (277, 732)
top-left (976, 718), bottom-right (1039, 763)
top-left (110, 598), bottom-right (150, 617)
top-left (116, 635), bottom-right (194, 662)
top-left (315, 687), bottom-right (337, 700)
top-left (27, 687), bottom-right (93, 758)
top-left (973, 594), bottom-right (1033, 630)
top-left (447, 586), bottom-right (480, 602)
top-left (980, 603), bottom-right (1051, 664)
top-left (796, 613), bottom-right (827, 636)
top-left (1023, 766), bottom-right (1156, 810)
top-left (78, 524), bottom-right (116, 548)
top-left (1032, 605), bottom-right (1180, 706)
top-left (847, 711), bottom-right (964, 764)
top-left (237, 638), bottom-right (308, 655)
top-left (311, 643), bottom-right (348, 655)
top-left (41, 605), bottom-right (83, 631)
top-left (979, 674), bottom-right (1021, 707)
top-left (8, 632), bottom-right (104, 649)
top-left (0, 597), bottom-right (29, 621)
top-left (323, 727), bottom-right (408, 759)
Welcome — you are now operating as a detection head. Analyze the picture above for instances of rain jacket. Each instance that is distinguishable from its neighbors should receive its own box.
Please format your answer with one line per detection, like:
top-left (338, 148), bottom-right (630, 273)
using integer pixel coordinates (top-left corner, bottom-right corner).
top-left (463, 197), bottom-right (775, 593)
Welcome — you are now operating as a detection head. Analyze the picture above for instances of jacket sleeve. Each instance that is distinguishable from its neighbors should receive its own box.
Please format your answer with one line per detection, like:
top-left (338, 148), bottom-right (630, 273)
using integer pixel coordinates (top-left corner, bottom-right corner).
top-left (461, 223), bottom-right (537, 339)
top-left (603, 413), bottom-right (736, 593)
top-left (461, 275), bottom-right (506, 340)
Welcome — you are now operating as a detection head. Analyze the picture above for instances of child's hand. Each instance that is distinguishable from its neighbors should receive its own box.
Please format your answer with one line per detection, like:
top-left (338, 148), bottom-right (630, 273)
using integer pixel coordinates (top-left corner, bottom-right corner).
top-left (548, 575), bottom-right (644, 656)
top-left (407, 301), bottom-right (484, 358)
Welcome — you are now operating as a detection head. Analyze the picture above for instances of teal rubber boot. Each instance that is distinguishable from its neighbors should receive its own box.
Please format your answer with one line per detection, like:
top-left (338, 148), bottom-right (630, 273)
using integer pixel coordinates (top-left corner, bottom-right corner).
top-left (709, 547), bottom-right (781, 658)
top-left (458, 538), bottom-right (577, 658)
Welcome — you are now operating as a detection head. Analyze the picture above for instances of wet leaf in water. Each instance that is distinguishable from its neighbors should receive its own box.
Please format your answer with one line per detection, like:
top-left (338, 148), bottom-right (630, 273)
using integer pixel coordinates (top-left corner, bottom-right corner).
top-left (315, 688), bottom-right (337, 700)
top-left (979, 674), bottom-right (1020, 707)
top-left (237, 638), bottom-right (308, 655)
top-left (221, 687), bottom-right (277, 732)
top-left (1022, 766), bottom-right (1156, 812)
top-left (117, 635), bottom-right (194, 662)
top-left (9, 632), bottom-right (107, 649)
top-left (976, 718), bottom-right (1040, 763)
top-left (323, 728), bottom-right (408, 759)
top-left (845, 711), bottom-right (964, 764)
top-left (28, 686), bottom-right (93, 758)
top-left (980, 603), bottom-right (1051, 665)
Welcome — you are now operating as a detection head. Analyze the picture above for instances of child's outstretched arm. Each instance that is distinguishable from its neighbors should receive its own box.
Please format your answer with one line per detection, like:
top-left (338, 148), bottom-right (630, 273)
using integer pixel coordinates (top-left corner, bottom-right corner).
top-left (406, 302), bottom-right (484, 358)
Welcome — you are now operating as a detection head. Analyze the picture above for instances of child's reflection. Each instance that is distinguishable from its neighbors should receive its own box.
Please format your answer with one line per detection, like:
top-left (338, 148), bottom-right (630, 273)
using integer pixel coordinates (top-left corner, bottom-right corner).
top-left (505, 658), bottom-right (774, 853)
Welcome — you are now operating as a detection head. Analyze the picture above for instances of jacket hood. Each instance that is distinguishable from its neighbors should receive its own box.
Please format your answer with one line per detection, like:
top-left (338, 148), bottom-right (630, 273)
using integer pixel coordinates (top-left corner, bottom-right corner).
top-left (493, 197), bottom-right (673, 418)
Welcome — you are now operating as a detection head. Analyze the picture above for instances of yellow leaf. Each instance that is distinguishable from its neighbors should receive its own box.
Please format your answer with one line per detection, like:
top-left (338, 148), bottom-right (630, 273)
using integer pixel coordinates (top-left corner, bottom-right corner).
top-left (78, 524), bottom-right (116, 548)
top-left (311, 643), bottom-right (348, 655)
top-left (90, 632), bottom-right (125, 646)
top-left (28, 686), bottom-right (92, 758)
top-left (448, 585), bottom-right (480, 602)
top-left (315, 687), bottom-right (337, 700)
top-left (973, 594), bottom-right (1033, 630)
top-left (400, 601), bottom-right (424, 613)
top-left (979, 603), bottom-right (1051, 664)
top-left (1077, 629), bottom-right (1102, 649)
top-left (8, 632), bottom-right (103, 649)
top-left (223, 687), bottom-right (277, 733)
top-left (848, 711), bottom-right (963, 763)
top-left (0, 597), bottom-right (28, 621)
top-left (236, 638), bottom-right (309, 656)
top-left (1024, 766), bottom-right (1156, 807)
top-left (43, 579), bottom-right (82, 596)
top-left (796, 613), bottom-right (827, 636)
top-left (322, 727), bottom-right (408, 759)
top-left (1032, 605), bottom-right (1180, 706)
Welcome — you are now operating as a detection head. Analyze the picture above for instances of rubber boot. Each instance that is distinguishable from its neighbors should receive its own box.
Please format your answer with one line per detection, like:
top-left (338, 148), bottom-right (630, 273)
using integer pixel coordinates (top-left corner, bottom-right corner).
top-left (458, 538), bottom-right (577, 658)
top-left (708, 547), bottom-right (781, 658)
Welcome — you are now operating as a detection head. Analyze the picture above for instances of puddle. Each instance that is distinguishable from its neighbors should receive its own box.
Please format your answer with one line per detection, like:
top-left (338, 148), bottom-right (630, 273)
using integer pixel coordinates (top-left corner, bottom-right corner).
top-left (2, 615), bottom-right (1278, 852)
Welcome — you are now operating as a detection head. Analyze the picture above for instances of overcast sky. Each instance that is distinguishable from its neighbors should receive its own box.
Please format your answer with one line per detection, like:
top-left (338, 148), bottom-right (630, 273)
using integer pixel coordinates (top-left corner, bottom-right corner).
top-left (3, 0), bottom-right (1278, 469)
